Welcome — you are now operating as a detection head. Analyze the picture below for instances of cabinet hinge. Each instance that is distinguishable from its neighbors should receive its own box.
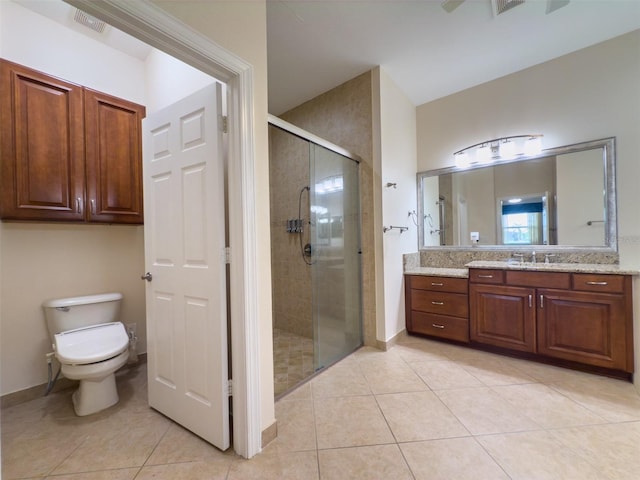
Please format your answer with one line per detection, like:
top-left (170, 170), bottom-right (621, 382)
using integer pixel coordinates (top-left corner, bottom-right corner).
top-left (227, 379), bottom-right (233, 396)
top-left (222, 115), bottom-right (228, 134)
top-left (224, 247), bottom-right (231, 264)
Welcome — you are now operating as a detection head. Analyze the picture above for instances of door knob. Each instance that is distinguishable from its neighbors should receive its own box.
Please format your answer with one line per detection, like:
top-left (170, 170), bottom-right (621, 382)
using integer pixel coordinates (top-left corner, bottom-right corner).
top-left (141, 272), bottom-right (153, 282)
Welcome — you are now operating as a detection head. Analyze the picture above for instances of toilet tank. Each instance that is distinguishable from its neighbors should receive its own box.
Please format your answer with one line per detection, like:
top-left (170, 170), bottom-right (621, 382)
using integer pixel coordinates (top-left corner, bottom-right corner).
top-left (43, 293), bottom-right (123, 339)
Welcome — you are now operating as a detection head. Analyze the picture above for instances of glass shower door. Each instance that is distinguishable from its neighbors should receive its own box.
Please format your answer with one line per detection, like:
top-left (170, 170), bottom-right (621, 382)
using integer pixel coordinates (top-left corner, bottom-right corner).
top-left (310, 143), bottom-right (362, 370)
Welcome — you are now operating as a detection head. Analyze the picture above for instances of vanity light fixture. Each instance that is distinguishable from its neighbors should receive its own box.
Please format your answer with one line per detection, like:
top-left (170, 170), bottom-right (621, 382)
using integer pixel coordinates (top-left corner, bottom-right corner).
top-left (454, 134), bottom-right (543, 168)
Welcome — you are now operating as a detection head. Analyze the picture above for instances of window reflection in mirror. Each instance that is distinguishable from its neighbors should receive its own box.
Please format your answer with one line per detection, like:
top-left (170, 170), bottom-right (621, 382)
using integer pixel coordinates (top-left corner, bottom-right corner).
top-left (417, 138), bottom-right (616, 251)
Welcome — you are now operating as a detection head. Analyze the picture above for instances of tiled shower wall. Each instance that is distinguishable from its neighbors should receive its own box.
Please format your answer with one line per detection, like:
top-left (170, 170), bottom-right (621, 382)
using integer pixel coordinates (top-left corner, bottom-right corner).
top-left (269, 126), bottom-right (313, 338)
top-left (281, 71), bottom-right (377, 347)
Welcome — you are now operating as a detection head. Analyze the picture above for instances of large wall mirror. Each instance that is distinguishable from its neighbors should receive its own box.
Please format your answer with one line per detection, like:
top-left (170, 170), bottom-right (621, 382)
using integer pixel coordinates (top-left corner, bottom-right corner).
top-left (417, 137), bottom-right (617, 252)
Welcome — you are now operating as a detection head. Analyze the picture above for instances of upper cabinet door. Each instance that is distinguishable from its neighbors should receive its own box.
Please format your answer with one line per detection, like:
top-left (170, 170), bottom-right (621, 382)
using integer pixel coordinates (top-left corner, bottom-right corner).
top-left (0, 59), bottom-right (85, 221)
top-left (84, 88), bottom-right (146, 224)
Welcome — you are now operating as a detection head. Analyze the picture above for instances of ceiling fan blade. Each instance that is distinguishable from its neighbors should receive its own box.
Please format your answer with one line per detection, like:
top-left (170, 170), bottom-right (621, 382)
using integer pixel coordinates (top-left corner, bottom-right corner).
top-left (546, 0), bottom-right (570, 14)
top-left (441, 0), bottom-right (466, 14)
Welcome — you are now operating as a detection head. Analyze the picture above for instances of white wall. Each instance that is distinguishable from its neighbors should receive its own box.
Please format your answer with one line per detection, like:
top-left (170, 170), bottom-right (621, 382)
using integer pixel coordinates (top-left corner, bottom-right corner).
top-left (373, 68), bottom-right (417, 343)
top-left (0, 1), bottom-right (147, 396)
top-left (145, 49), bottom-right (216, 113)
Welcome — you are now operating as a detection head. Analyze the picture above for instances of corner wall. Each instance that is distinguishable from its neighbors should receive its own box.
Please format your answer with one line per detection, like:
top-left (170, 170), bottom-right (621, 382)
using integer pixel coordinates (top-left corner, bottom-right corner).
top-left (373, 68), bottom-right (418, 344)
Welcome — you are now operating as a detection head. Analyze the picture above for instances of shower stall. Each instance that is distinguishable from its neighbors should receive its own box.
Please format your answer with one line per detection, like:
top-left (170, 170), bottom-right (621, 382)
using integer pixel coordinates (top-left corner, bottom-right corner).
top-left (268, 115), bottom-right (362, 397)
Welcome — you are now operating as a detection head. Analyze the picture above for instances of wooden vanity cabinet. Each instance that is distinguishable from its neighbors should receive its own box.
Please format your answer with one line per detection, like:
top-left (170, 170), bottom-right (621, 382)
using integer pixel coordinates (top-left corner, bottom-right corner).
top-left (469, 268), bottom-right (633, 372)
top-left (405, 275), bottom-right (469, 342)
top-left (0, 59), bottom-right (145, 224)
top-left (537, 275), bottom-right (633, 371)
top-left (469, 283), bottom-right (536, 352)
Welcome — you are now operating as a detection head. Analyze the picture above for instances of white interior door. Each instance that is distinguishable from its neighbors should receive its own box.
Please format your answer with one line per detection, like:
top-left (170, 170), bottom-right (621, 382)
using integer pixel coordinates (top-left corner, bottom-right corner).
top-left (142, 83), bottom-right (229, 450)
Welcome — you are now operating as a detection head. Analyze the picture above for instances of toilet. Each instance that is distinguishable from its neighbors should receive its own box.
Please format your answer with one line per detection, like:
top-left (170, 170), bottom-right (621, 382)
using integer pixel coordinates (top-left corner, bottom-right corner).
top-left (42, 293), bottom-right (130, 416)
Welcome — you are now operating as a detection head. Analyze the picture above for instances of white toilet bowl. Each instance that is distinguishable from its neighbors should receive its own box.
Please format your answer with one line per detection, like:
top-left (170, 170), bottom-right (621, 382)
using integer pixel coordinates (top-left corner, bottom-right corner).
top-left (43, 293), bottom-right (131, 416)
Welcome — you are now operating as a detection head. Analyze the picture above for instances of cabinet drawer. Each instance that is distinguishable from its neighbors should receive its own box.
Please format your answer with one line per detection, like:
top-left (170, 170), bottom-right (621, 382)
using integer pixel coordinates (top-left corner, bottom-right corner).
top-left (506, 270), bottom-right (571, 289)
top-left (409, 275), bottom-right (468, 293)
top-left (469, 269), bottom-right (504, 284)
top-left (411, 290), bottom-right (468, 317)
top-left (410, 312), bottom-right (469, 342)
top-left (572, 274), bottom-right (626, 294)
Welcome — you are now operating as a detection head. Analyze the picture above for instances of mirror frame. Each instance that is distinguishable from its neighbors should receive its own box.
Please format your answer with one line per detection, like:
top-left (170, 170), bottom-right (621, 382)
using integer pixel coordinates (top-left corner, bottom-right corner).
top-left (417, 137), bottom-right (617, 252)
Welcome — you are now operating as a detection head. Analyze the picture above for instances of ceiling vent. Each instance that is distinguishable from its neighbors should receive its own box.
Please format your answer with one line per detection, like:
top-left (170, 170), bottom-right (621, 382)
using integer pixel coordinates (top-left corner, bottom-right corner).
top-left (73, 9), bottom-right (106, 34)
top-left (493, 0), bottom-right (525, 16)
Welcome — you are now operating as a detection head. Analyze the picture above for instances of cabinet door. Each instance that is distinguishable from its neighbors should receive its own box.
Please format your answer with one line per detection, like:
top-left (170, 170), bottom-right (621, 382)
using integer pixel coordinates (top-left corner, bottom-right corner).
top-left (84, 88), bottom-right (145, 224)
top-left (470, 284), bottom-right (536, 352)
top-left (537, 289), bottom-right (631, 371)
top-left (1, 60), bottom-right (85, 221)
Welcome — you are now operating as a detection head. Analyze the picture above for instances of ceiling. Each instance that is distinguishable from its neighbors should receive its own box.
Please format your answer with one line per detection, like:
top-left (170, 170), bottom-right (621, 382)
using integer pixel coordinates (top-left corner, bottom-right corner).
top-left (13, 0), bottom-right (640, 117)
top-left (266, 0), bottom-right (640, 115)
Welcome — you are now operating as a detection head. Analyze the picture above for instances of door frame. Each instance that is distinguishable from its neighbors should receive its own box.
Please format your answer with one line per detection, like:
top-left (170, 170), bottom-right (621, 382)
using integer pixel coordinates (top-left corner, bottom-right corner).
top-left (65, 0), bottom-right (261, 458)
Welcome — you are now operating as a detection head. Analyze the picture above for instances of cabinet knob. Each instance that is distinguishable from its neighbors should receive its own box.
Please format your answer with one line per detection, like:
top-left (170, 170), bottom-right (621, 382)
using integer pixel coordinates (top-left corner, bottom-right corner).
top-left (141, 272), bottom-right (153, 282)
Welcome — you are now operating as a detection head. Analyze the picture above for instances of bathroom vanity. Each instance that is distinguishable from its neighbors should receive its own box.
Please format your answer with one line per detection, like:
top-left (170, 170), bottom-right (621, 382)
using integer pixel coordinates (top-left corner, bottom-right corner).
top-left (405, 261), bottom-right (636, 377)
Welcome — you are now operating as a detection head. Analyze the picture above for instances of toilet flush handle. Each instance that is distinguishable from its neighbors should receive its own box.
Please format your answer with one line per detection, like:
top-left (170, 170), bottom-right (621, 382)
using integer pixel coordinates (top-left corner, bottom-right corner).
top-left (141, 272), bottom-right (153, 282)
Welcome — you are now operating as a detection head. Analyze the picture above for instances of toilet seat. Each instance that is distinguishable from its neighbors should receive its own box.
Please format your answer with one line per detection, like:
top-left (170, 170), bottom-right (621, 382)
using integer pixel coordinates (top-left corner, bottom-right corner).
top-left (54, 322), bottom-right (129, 365)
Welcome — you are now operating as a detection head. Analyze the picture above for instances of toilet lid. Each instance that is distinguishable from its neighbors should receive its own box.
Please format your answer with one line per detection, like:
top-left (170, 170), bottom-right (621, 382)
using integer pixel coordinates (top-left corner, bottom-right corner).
top-left (54, 322), bottom-right (129, 365)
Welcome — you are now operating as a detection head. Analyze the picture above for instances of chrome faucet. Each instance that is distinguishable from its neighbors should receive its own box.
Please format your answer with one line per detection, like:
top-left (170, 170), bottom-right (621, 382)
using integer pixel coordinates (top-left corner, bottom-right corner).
top-left (513, 253), bottom-right (525, 264)
top-left (531, 251), bottom-right (536, 264)
top-left (544, 253), bottom-right (556, 264)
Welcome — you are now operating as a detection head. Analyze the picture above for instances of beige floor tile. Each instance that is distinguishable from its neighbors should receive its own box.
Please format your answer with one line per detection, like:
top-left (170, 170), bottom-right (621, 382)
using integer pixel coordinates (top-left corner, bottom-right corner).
top-left (314, 395), bottom-right (394, 449)
top-left (401, 437), bottom-right (510, 480)
top-left (548, 376), bottom-right (640, 422)
top-left (311, 358), bottom-right (371, 398)
top-left (491, 383), bottom-right (607, 428)
top-left (359, 358), bottom-right (428, 394)
top-left (145, 422), bottom-right (235, 465)
top-left (376, 391), bottom-right (469, 442)
top-left (136, 460), bottom-right (231, 479)
top-left (456, 357), bottom-right (538, 386)
top-left (318, 444), bottom-right (413, 480)
top-left (390, 342), bottom-right (452, 364)
top-left (52, 410), bottom-right (171, 474)
top-left (410, 360), bottom-right (483, 390)
top-left (264, 398), bottom-right (317, 453)
top-left (227, 451), bottom-right (319, 480)
top-left (43, 468), bottom-right (140, 480)
top-left (435, 386), bottom-right (541, 435)
top-left (1, 422), bottom-right (88, 479)
top-left (507, 358), bottom-right (597, 384)
top-left (550, 421), bottom-right (640, 480)
top-left (477, 430), bottom-right (604, 480)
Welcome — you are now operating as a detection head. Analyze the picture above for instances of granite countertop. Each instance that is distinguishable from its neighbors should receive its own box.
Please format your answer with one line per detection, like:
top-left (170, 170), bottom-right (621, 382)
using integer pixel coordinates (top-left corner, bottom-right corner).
top-left (404, 267), bottom-right (469, 278)
top-left (465, 260), bottom-right (640, 275)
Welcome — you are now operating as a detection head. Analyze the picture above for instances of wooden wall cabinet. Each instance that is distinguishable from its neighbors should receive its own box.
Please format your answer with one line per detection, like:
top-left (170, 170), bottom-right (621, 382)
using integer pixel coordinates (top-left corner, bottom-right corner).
top-left (0, 59), bottom-right (145, 224)
top-left (469, 268), bottom-right (634, 372)
top-left (405, 275), bottom-right (469, 343)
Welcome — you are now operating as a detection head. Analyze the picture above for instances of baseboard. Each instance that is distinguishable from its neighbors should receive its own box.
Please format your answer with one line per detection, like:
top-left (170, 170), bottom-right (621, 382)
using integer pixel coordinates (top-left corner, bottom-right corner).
top-left (1, 353), bottom-right (147, 409)
top-left (376, 329), bottom-right (407, 351)
top-left (261, 420), bottom-right (278, 448)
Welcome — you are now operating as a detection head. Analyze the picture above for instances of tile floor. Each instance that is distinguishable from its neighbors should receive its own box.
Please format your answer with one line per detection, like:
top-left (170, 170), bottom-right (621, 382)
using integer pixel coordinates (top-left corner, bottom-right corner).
top-left (273, 328), bottom-right (315, 397)
top-left (3, 334), bottom-right (640, 479)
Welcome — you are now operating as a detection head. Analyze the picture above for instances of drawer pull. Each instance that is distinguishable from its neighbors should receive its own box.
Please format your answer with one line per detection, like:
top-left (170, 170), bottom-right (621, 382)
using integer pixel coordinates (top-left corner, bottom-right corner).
top-left (431, 282), bottom-right (444, 286)
top-left (431, 301), bottom-right (444, 305)
top-left (432, 324), bottom-right (445, 329)
top-left (540, 294), bottom-right (544, 309)
top-left (478, 274), bottom-right (493, 279)
top-left (586, 281), bottom-right (608, 286)
top-left (529, 294), bottom-right (532, 308)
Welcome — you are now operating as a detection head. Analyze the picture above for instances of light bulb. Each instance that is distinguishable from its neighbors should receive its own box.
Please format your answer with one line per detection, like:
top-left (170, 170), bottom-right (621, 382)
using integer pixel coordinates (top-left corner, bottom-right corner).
top-left (499, 139), bottom-right (516, 159)
top-left (476, 144), bottom-right (491, 164)
top-left (524, 136), bottom-right (543, 156)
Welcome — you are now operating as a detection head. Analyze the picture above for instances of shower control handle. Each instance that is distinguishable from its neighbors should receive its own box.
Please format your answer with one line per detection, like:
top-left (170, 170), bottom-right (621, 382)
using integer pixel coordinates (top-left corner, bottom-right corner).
top-left (303, 243), bottom-right (312, 258)
top-left (141, 272), bottom-right (153, 282)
